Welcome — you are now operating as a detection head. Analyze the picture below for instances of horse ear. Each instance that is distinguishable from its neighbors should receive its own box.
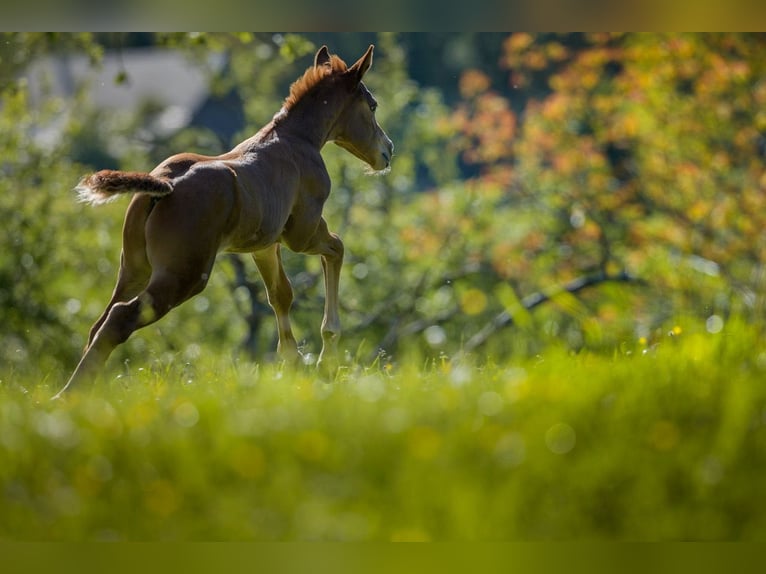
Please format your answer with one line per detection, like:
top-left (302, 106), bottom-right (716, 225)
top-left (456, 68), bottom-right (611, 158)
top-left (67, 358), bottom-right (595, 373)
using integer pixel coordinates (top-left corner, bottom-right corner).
top-left (314, 45), bottom-right (331, 68)
top-left (346, 44), bottom-right (374, 84)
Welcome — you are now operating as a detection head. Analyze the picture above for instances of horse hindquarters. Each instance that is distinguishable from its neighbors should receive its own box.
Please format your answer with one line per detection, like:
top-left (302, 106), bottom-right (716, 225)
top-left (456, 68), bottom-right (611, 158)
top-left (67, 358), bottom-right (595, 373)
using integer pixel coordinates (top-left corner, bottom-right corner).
top-left (86, 195), bottom-right (155, 347)
top-left (59, 182), bottom-right (229, 396)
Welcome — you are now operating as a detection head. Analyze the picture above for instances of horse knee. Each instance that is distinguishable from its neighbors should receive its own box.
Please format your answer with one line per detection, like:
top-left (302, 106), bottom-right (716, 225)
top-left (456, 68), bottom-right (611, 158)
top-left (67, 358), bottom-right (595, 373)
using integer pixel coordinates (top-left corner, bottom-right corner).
top-left (143, 268), bottom-right (211, 313)
top-left (327, 234), bottom-right (344, 261)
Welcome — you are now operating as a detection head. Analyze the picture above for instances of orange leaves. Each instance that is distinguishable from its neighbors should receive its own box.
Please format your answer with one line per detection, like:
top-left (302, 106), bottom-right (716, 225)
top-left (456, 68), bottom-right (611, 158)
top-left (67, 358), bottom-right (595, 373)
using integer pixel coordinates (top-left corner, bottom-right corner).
top-left (540, 93), bottom-right (569, 123)
top-left (504, 32), bottom-right (535, 54)
top-left (452, 70), bottom-right (516, 170)
top-left (490, 242), bottom-right (519, 279)
top-left (753, 80), bottom-right (766, 107)
top-left (611, 111), bottom-right (641, 139)
top-left (400, 224), bottom-right (442, 261)
top-left (547, 45), bottom-right (621, 96)
top-left (459, 69), bottom-right (491, 99)
top-left (427, 34), bottom-right (766, 341)
top-left (699, 52), bottom-right (752, 96)
top-left (502, 33), bottom-right (570, 76)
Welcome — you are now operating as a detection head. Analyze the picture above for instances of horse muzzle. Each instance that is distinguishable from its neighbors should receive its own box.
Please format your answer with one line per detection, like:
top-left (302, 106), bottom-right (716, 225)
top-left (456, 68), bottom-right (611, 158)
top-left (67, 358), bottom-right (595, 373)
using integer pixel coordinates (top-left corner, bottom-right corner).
top-left (379, 137), bottom-right (394, 170)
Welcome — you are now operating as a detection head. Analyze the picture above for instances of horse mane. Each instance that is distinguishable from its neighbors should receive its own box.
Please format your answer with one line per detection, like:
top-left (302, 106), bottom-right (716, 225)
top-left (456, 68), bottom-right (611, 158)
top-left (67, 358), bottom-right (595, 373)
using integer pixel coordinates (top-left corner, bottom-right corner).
top-left (283, 54), bottom-right (348, 110)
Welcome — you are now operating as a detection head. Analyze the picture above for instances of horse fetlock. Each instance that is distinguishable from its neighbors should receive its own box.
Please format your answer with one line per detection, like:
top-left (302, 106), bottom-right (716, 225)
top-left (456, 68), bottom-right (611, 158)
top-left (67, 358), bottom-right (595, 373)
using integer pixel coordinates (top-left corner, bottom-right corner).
top-left (277, 339), bottom-right (301, 363)
top-left (317, 347), bottom-right (340, 376)
top-left (318, 327), bottom-right (340, 368)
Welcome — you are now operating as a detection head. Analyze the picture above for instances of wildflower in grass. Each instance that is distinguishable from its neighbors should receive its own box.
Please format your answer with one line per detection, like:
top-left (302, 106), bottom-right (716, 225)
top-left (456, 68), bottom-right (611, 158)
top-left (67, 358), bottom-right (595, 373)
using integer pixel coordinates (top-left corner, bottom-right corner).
top-left (459, 288), bottom-right (488, 315)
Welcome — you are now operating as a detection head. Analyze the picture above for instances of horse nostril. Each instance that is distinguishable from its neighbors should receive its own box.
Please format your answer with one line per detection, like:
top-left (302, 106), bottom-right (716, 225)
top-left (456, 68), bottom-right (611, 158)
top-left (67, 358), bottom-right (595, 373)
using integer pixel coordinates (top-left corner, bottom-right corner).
top-left (382, 151), bottom-right (391, 165)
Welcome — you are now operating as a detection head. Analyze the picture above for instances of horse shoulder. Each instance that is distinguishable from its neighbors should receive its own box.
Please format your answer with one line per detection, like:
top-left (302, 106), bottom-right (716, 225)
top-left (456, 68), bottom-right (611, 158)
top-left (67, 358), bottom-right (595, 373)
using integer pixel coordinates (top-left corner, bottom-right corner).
top-left (213, 151), bottom-right (302, 252)
top-left (288, 143), bottom-right (330, 201)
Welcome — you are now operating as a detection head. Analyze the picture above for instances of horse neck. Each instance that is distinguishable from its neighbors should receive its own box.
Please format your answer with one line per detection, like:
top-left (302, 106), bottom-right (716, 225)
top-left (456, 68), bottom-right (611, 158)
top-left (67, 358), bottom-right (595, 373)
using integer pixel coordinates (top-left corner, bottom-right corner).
top-left (232, 94), bottom-right (346, 156)
top-left (275, 95), bottom-right (347, 149)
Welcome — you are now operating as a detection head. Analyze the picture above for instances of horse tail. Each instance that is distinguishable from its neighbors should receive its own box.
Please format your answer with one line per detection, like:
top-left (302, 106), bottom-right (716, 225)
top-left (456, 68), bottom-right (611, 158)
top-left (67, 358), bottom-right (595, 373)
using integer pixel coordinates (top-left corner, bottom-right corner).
top-left (75, 170), bottom-right (174, 206)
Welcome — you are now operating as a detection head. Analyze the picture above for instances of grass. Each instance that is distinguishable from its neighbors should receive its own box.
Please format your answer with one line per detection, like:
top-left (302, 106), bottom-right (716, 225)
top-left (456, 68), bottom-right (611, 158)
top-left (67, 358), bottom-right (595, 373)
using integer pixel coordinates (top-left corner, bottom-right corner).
top-left (2, 317), bottom-right (766, 541)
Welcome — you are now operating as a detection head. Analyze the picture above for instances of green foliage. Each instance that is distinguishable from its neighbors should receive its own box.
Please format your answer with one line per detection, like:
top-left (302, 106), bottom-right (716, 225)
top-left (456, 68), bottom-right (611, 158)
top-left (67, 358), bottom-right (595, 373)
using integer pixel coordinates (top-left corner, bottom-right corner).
top-left (2, 318), bottom-right (766, 540)
top-left (0, 69), bottom-right (107, 371)
top-left (0, 33), bottom-right (103, 90)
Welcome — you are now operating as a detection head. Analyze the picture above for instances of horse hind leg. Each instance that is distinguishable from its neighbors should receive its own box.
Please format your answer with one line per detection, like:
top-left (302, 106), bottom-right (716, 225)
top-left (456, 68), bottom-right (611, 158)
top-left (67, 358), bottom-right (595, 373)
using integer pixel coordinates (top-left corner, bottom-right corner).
top-left (56, 294), bottom-right (150, 398)
top-left (87, 196), bottom-right (154, 348)
top-left (54, 268), bottom-right (211, 399)
top-left (86, 251), bottom-right (151, 348)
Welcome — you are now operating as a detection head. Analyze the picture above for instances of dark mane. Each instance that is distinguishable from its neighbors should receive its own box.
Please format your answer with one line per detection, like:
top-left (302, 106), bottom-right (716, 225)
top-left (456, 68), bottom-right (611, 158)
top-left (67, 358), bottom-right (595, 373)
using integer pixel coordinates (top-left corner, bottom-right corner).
top-left (283, 54), bottom-right (348, 110)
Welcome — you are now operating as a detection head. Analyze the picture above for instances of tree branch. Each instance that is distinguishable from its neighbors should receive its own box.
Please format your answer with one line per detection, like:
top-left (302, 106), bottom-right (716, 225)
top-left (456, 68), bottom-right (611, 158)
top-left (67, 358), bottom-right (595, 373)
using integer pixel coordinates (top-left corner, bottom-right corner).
top-left (225, 254), bottom-right (269, 358)
top-left (463, 270), bottom-right (646, 352)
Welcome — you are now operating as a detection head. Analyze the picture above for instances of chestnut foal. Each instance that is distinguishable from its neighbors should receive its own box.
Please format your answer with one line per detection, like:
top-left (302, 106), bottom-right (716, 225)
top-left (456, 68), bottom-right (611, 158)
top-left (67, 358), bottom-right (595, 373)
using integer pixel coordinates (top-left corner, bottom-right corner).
top-left (54, 45), bottom-right (393, 397)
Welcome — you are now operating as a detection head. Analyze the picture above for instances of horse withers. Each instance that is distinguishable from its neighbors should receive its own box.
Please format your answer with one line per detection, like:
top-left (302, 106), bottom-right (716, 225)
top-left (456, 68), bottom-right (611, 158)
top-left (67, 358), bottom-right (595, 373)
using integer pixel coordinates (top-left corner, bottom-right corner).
top-left (54, 44), bottom-right (393, 398)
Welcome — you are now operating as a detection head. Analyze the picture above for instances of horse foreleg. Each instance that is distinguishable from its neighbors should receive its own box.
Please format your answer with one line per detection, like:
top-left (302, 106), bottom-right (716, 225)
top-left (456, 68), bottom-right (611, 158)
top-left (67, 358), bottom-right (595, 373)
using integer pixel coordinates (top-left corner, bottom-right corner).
top-left (318, 240), bottom-right (344, 369)
top-left (252, 245), bottom-right (300, 362)
top-left (301, 219), bottom-right (344, 371)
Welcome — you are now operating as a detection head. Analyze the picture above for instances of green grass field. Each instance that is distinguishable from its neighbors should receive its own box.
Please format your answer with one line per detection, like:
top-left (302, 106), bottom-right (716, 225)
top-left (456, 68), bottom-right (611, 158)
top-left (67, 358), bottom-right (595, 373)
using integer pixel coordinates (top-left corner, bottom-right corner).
top-left (2, 317), bottom-right (766, 541)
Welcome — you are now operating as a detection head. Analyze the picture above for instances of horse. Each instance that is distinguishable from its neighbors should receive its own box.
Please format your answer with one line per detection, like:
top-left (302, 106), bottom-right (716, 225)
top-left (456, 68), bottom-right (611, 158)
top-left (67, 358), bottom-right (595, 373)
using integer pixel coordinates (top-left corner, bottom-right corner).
top-left (53, 44), bottom-right (393, 398)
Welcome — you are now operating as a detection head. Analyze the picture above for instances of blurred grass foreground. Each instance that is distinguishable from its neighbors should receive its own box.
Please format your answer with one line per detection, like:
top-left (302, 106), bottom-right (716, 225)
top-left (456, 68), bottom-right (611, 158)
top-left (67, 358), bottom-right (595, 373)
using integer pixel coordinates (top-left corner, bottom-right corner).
top-left (2, 317), bottom-right (766, 541)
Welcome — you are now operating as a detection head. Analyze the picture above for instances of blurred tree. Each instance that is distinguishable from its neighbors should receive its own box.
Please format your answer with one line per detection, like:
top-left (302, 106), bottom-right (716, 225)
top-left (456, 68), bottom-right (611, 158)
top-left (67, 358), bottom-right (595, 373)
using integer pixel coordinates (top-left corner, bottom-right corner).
top-left (0, 33), bottom-right (114, 373)
top-left (445, 33), bottom-right (766, 351)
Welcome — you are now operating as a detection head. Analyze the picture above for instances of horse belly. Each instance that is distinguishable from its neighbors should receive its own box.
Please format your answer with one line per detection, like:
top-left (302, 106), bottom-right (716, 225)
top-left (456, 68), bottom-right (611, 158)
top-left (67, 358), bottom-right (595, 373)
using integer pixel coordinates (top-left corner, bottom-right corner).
top-left (223, 233), bottom-right (281, 253)
top-left (221, 157), bottom-right (299, 253)
top-left (222, 200), bottom-right (289, 253)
